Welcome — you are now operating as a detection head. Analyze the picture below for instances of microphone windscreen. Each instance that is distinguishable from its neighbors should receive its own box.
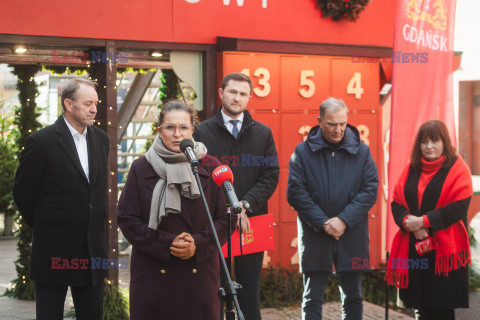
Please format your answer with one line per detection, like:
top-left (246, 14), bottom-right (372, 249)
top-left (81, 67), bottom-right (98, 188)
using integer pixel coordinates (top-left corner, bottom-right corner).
top-left (179, 139), bottom-right (194, 152)
top-left (212, 165), bottom-right (234, 186)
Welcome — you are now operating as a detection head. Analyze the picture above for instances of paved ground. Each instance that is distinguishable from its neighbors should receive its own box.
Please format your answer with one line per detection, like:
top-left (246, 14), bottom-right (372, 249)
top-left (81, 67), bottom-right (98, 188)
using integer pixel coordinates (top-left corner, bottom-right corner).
top-left (1, 231), bottom-right (480, 319)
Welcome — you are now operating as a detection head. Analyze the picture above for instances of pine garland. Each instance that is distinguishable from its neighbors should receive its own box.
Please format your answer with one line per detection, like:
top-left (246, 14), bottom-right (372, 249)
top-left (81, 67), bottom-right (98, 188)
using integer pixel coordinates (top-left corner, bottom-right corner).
top-left (143, 69), bottom-right (182, 151)
top-left (316, 0), bottom-right (370, 22)
top-left (4, 65), bottom-right (42, 300)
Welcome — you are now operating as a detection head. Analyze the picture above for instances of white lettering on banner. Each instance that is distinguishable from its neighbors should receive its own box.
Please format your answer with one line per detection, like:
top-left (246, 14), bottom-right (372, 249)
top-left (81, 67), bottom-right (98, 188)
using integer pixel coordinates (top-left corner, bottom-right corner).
top-left (186, 0), bottom-right (268, 8)
top-left (223, 0), bottom-right (245, 6)
top-left (402, 24), bottom-right (449, 52)
top-left (223, 0), bottom-right (268, 7)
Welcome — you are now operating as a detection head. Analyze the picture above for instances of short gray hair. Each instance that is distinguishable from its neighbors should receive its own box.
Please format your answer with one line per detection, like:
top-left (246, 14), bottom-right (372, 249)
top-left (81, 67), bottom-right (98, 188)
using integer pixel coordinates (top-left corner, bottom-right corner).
top-left (60, 78), bottom-right (97, 112)
top-left (319, 97), bottom-right (349, 120)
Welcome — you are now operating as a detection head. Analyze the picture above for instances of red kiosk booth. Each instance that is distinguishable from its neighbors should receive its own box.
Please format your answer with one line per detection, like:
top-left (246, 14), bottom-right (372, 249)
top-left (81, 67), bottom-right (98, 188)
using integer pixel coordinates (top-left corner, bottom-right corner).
top-left (0, 0), bottom-right (398, 269)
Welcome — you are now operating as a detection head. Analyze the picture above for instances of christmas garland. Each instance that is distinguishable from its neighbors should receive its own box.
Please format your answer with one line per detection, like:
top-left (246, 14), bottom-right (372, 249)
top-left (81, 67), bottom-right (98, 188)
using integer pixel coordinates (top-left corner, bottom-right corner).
top-left (4, 65), bottom-right (42, 301)
top-left (316, 0), bottom-right (370, 22)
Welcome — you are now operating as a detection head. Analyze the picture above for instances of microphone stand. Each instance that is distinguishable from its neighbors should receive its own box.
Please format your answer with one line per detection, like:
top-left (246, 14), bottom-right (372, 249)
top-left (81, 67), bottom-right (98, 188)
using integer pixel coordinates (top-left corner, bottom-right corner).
top-left (190, 163), bottom-right (244, 320)
top-left (223, 203), bottom-right (242, 320)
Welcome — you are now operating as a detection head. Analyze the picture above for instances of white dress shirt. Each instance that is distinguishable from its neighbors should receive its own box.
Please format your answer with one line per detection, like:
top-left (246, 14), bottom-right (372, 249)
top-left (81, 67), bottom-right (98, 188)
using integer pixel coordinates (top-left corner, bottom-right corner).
top-left (64, 116), bottom-right (90, 182)
top-left (221, 109), bottom-right (244, 135)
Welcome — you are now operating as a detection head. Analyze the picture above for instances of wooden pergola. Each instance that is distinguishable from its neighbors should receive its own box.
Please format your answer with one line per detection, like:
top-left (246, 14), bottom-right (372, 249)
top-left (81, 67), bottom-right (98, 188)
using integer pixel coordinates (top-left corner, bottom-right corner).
top-left (0, 33), bottom-right (218, 285)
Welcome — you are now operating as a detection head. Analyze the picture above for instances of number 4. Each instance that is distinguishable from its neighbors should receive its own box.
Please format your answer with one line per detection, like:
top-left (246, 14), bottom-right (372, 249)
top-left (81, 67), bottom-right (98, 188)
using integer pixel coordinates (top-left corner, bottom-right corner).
top-left (347, 72), bottom-right (364, 99)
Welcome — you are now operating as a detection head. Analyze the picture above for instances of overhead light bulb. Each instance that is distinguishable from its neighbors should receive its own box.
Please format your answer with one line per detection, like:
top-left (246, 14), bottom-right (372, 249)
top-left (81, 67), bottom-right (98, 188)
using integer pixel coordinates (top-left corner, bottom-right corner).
top-left (13, 45), bottom-right (28, 54)
top-left (149, 50), bottom-right (163, 58)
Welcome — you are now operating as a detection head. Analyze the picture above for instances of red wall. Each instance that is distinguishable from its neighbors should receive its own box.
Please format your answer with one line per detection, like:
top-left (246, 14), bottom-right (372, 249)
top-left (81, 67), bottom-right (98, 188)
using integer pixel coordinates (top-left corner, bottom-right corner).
top-left (0, 0), bottom-right (395, 47)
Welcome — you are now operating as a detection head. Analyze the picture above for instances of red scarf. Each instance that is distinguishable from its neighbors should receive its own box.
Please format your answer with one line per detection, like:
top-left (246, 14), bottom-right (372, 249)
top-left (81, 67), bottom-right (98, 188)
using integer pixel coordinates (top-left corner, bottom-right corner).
top-left (386, 155), bottom-right (472, 289)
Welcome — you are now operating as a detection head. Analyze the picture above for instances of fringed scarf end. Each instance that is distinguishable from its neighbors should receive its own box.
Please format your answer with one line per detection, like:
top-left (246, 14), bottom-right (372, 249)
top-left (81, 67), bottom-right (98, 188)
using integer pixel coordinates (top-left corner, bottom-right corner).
top-left (435, 250), bottom-right (471, 277)
top-left (385, 269), bottom-right (408, 289)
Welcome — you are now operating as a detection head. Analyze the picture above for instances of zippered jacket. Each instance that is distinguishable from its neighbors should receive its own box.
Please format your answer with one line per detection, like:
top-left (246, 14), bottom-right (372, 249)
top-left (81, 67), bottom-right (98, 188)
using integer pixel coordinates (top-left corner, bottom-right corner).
top-left (287, 124), bottom-right (379, 272)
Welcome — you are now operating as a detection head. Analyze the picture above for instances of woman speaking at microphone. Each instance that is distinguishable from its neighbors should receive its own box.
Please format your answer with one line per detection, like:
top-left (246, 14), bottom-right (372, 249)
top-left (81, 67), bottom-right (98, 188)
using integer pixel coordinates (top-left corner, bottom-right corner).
top-left (117, 101), bottom-right (233, 320)
top-left (386, 120), bottom-right (473, 320)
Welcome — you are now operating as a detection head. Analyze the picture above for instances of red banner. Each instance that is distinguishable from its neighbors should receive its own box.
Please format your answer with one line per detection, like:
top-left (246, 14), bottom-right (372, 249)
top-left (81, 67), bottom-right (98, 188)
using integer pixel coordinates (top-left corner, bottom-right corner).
top-left (222, 214), bottom-right (274, 258)
top-left (387, 0), bottom-right (457, 250)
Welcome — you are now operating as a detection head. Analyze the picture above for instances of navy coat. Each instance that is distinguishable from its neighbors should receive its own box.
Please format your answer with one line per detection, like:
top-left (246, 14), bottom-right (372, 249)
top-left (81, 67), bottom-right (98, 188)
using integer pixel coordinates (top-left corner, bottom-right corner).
top-left (117, 155), bottom-right (231, 320)
top-left (286, 124), bottom-right (378, 273)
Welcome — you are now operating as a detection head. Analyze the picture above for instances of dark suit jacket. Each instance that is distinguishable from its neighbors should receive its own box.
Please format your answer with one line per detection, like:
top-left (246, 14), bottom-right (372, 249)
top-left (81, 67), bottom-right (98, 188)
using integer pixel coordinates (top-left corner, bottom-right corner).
top-left (13, 116), bottom-right (109, 287)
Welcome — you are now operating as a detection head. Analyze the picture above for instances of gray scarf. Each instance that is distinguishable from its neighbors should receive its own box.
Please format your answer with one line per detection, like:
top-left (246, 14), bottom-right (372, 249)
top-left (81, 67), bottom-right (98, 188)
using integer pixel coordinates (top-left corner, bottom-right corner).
top-left (145, 136), bottom-right (207, 229)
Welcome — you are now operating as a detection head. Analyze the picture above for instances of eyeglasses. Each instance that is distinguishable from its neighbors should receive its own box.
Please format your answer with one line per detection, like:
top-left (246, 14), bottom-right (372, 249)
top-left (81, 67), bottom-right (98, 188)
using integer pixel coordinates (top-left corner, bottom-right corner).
top-left (160, 123), bottom-right (193, 135)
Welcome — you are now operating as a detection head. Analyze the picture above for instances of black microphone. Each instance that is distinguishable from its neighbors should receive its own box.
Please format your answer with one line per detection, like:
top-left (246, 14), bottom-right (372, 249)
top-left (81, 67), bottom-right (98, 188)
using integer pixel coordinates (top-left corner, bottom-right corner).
top-left (212, 165), bottom-right (242, 214)
top-left (180, 139), bottom-right (199, 167)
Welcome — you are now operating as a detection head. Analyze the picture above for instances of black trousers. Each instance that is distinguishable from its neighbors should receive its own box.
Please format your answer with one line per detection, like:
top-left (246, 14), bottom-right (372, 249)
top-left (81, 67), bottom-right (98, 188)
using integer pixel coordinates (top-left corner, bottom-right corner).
top-left (414, 308), bottom-right (455, 320)
top-left (35, 280), bottom-right (104, 320)
top-left (221, 251), bottom-right (264, 320)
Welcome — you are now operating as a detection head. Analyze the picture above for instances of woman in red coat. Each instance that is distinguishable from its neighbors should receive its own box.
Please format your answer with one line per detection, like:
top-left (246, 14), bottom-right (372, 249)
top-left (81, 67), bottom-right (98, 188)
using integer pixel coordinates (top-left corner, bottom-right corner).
top-left (117, 101), bottom-right (231, 320)
top-left (386, 120), bottom-right (473, 320)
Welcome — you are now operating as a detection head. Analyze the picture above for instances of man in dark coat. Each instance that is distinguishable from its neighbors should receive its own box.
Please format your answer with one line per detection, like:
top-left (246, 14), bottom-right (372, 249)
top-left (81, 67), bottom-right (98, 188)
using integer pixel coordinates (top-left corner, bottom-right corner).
top-left (193, 72), bottom-right (279, 320)
top-left (13, 78), bottom-right (109, 320)
top-left (286, 97), bottom-right (378, 320)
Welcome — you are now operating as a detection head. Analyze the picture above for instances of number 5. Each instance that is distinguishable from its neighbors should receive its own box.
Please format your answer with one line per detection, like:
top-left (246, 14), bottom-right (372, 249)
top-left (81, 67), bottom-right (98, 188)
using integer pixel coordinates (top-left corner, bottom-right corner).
top-left (299, 70), bottom-right (315, 98)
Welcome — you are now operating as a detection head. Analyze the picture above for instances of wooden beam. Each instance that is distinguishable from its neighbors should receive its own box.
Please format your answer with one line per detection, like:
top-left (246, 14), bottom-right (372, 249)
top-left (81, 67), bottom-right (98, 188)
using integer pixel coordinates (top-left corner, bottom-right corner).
top-left (117, 72), bottom-right (156, 141)
top-left (90, 40), bottom-right (119, 286)
top-left (202, 45), bottom-right (217, 120)
top-left (217, 37), bottom-right (393, 58)
top-left (0, 33), bottom-right (106, 48)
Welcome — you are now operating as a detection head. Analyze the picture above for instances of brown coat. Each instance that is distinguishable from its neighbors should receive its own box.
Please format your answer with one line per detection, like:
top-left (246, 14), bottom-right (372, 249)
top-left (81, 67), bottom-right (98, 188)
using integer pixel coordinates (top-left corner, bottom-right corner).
top-left (117, 155), bottom-right (232, 320)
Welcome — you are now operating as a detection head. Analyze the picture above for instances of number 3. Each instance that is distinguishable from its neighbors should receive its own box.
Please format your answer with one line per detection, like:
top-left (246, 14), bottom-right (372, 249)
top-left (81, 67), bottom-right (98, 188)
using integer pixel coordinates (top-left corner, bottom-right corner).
top-left (240, 68), bottom-right (271, 97)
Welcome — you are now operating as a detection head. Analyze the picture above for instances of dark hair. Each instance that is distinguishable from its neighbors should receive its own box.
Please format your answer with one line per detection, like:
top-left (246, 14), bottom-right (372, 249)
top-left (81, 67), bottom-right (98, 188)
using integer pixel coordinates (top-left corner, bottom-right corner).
top-left (61, 78), bottom-right (97, 112)
top-left (221, 72), bottom-right (253, 94)
top-left (410, 120), bottom-right (457, 171)
top-left (157, 100), bottom-right (198, 127)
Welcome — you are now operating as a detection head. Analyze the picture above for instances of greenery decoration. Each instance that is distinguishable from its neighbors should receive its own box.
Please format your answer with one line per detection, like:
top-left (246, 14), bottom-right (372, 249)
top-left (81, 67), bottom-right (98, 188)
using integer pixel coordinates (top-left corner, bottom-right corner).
top-left (143, 69), bottom-right (182, 151)
top-left (259, 266), bottom-right (394, 310)
top-left (4, 65), bottom-right (42, 300)
top-left (260, 266), bottom-right (304, 308)
top-left (102, 283), bottom-right (129, 320)
top-left (64, 282), bottom-right (129, 320)
top-left (316, 0), bottom-right (370, 22)
top-left (0, 86), bottom-right (19, 237)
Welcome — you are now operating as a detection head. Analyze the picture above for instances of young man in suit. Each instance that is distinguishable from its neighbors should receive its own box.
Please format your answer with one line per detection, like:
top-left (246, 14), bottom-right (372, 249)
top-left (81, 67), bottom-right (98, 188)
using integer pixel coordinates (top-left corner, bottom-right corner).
top-left (13, 78), bottom-right (110, 320)
top-left (193, 72), bottom-right (279, 320)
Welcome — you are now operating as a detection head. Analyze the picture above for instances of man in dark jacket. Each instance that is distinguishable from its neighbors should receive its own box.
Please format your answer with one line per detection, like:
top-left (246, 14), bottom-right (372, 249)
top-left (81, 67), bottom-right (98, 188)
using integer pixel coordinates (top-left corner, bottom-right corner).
top-left (13, 78), bottom-right (109, 320)
top-left (286, 97), bottom-right (378, 320)
top-left (193, 72), bottom-right (279, 320)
